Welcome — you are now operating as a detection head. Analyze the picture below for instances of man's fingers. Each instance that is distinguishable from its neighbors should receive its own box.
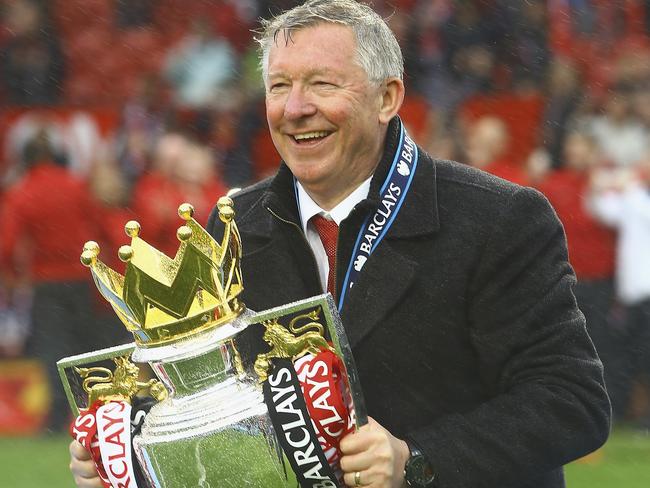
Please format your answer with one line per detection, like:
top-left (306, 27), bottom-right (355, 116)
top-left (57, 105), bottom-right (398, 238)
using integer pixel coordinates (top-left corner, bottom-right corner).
top-left (339, 451), bottom-right (374, 473)
top-left (340, 418), bottom-right (382, 455)
top-left (69, 440), bottom-right (102, 487)
top-left (338, 416), bottom-right (409, 487)
top-left (340, 430), bottom-right (370, 454)
top-left (70, 459), bottom-right (101, 480)
top-left (71, 474), bottom-right (104, 488)
top-left (69, 440), bottom-right (92, 461)
top-left (343, 469), bottom-right (370, 487)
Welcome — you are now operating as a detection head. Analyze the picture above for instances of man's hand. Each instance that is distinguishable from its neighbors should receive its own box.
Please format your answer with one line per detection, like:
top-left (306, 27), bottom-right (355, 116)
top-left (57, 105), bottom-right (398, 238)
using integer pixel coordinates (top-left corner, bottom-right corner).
top-left (340, 416), bottom-right (410, 488)
top-left (69, 440), bottom-right (103, 488)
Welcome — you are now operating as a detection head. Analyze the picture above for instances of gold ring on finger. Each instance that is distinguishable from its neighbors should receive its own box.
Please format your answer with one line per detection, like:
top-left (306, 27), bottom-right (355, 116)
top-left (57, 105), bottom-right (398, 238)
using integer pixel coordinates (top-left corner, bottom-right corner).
top-left (354, 471), bottom-right (362, 487)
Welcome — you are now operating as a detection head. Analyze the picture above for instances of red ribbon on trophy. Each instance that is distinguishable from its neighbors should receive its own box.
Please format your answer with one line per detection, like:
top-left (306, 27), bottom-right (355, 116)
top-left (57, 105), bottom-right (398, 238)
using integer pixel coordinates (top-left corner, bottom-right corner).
top-left (70, 401), bottom-right (140, 488)
top-left (70, 401), bottom-right (111, 488)
top-left (295, 349), bottom-right (355, 480)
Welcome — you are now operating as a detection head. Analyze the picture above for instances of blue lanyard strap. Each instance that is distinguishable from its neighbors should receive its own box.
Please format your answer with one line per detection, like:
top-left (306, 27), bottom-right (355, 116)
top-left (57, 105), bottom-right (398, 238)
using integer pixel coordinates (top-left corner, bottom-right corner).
top-left (293, 119), bottom-right (419, 312)
top-left (337, 120), bottom-right (419, 310)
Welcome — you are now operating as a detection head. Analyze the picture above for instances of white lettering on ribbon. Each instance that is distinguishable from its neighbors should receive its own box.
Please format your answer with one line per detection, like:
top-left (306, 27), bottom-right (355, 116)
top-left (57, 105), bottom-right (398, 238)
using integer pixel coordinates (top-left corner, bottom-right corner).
top-left (96, 402), bottom-right (138, 488)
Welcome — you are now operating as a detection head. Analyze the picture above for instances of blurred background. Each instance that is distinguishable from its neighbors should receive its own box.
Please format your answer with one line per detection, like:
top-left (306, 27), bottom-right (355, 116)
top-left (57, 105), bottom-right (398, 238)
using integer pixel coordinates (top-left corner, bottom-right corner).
top-left (0, 0), bottom-right (649, 486)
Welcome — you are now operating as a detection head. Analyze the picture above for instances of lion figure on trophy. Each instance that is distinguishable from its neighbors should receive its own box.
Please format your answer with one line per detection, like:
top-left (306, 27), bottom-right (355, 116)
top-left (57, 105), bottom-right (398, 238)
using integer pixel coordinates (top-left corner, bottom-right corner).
top-left (254, 308), bottom-right (337, 382)
top-left (75, 356), bottom-right (168, 405)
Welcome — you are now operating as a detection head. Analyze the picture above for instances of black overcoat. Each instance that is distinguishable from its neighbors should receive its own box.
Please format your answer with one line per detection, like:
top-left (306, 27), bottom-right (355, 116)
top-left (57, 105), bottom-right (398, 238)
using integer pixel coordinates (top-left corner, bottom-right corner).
top-left (207, 119), bottom-right (610, 488)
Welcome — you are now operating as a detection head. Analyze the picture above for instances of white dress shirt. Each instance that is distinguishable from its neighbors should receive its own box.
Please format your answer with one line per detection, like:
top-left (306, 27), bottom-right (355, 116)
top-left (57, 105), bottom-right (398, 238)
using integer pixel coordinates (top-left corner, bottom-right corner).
top-left (296, 177), bottom-right (372, 293)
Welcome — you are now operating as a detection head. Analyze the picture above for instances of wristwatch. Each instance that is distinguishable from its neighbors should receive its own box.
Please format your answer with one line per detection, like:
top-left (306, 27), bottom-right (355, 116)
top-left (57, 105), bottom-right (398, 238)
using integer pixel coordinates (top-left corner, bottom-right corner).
top-left (404, 441), bottom-right (437, 488)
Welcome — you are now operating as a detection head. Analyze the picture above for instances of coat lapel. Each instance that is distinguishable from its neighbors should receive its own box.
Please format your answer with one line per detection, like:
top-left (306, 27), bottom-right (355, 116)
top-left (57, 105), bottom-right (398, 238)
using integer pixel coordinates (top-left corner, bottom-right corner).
top-left (236, 167), bottom-right (323, 310)
top-left (340, 240), bottom-right (418, 348)
top-left (340, 153), bottom-right (440, 349)
top-left (239, 237), bottom-right (319, 310)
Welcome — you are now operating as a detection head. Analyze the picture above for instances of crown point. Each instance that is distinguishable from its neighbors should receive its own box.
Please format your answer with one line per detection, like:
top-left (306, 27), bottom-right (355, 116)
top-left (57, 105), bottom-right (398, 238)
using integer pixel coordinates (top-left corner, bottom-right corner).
top-left (83, 241), bottom-right (100, 256)
top-left (177, 225), bottom-right (193, 241)
top-left (217, 196), bottom-right (233, 209)
top-left (125, 221), bottom-right (141, 238)
top-left (118, 245), bottom-right (134, 262)
top-left (178, 203), bottom-right (194, 221)
top-left (219, 206), bottom-right (234, 223)
top-left (80, 250), bottom-right (95, 267)
top-left (217, 196), bottom-right (235, 223)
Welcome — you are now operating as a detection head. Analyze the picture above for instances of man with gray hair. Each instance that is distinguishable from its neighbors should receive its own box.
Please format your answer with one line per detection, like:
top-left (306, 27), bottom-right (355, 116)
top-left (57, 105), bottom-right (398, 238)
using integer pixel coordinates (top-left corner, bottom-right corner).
top-left (70, 1), bottom-right (609, 487)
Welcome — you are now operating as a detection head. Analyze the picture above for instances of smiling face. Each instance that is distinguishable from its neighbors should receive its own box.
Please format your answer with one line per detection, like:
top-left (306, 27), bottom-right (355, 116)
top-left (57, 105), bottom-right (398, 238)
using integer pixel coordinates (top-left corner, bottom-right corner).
top-left (265, 23), bottom-right (402, 209)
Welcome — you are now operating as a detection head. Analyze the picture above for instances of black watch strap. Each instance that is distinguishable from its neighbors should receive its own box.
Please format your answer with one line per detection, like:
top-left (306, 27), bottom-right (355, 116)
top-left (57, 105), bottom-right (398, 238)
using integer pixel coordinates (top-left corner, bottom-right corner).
top-left (404, 441), bottom-right (437, 488)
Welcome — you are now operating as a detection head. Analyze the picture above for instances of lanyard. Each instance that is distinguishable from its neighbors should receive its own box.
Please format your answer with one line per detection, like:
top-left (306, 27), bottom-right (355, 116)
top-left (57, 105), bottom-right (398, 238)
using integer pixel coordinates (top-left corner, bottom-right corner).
top-left (294, 119), bottom-right (419, 311)
top-left (337, 120), bottom-right (418, 310)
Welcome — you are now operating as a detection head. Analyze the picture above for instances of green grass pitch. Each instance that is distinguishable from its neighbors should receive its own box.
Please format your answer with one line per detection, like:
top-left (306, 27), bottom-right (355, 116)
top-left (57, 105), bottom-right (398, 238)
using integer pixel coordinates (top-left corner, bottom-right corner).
top-left (0, 428), bottom-right (648, 487)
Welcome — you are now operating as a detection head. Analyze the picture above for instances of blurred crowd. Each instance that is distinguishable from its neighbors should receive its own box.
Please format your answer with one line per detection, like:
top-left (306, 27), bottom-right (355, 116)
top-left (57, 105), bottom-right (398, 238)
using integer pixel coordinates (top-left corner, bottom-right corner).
top-left (1, 0), bottom-right (650, 432)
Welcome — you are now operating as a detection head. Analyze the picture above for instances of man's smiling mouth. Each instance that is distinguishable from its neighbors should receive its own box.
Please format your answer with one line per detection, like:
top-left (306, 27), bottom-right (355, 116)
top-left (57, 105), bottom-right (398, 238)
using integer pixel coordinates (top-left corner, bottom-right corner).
top-left (291, 131), bottom-right (332, 144)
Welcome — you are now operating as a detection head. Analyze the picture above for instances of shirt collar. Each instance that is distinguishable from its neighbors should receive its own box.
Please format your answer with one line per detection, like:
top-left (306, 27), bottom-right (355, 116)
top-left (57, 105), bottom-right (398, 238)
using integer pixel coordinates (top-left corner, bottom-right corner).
top-left (296, 176), bottom-right (372, 232)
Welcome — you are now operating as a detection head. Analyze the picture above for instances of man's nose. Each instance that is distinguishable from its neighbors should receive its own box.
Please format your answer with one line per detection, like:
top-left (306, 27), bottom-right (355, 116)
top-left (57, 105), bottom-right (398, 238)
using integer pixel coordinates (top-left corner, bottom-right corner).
top-left (283, 86), bottom-right (317, 120)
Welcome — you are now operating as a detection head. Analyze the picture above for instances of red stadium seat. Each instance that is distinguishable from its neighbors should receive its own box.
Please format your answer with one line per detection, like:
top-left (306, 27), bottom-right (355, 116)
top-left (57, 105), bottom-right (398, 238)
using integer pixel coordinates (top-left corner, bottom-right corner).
top-left (398, 95), bottom-right (434, 146)
top-left (55, 0), bottom-right (111, 37)
top-left (65, 27), bottom-right (113, 66)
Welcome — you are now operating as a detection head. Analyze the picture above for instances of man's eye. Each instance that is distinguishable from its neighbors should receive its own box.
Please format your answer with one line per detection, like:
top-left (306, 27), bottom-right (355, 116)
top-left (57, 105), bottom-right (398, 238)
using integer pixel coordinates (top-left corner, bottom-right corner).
top-left (270, 83), bottom-right (288, 92)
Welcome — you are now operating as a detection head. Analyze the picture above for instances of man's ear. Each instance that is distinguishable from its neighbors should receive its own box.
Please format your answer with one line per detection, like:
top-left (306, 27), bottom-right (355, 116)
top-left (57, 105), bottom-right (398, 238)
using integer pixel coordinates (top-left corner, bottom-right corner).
top-left (378, 77), bottom-right (405, 124)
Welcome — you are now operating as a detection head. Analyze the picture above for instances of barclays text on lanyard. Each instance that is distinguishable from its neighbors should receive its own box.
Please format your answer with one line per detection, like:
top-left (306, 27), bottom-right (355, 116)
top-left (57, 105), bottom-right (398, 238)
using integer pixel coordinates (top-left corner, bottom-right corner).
top-left (338, 119), bottom-right (418, 309)
top-left (296, 118), bottom-right (419, 311)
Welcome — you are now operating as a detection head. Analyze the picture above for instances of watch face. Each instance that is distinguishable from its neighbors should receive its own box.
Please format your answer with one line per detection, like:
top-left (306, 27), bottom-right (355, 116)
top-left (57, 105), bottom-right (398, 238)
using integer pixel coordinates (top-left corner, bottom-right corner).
top-left (406, 454), bottom-right (436, 487)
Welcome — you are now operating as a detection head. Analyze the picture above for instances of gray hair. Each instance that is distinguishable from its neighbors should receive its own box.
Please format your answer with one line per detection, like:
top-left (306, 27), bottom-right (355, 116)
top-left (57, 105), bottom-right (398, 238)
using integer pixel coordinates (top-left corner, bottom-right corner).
top-left (256, 0), bottom-right (404, 85)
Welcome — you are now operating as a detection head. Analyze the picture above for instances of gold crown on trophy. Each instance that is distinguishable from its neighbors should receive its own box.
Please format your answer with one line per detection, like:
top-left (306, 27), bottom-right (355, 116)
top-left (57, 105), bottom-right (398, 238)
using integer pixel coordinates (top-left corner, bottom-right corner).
top-left (80, 197), bottom-right (244, 347)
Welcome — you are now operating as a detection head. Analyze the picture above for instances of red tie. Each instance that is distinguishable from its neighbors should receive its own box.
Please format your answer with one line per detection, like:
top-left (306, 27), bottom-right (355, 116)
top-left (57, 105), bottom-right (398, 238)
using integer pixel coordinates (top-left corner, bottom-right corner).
top-left (311, 215), bottom-right (339, 297)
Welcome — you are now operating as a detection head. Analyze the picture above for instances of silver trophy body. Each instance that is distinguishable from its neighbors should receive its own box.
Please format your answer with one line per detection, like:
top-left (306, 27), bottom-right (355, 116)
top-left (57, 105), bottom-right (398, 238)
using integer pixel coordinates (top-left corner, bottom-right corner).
top-left (131, 311), bottom-right (297, 488)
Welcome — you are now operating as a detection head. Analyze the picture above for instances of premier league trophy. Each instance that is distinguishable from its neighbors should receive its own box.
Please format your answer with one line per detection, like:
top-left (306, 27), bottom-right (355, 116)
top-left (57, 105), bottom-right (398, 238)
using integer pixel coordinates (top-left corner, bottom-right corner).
top-left (57, 197), bottom-right (365, 488)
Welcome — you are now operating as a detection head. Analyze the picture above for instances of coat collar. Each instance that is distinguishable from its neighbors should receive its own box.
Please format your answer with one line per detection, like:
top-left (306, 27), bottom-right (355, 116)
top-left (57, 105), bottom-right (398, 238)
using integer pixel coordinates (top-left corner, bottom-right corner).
top-left (239, 117), bottom-right (440, 241)
top-left (235, 117), bottom-right (441, 349)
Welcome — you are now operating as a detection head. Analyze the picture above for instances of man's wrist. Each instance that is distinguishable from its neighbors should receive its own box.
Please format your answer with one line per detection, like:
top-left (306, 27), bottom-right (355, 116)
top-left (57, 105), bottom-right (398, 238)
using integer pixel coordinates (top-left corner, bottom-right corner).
top-left (398, 439), bottom-right (410, 487)
top-left (403, 440), bottom-right (437, 488)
